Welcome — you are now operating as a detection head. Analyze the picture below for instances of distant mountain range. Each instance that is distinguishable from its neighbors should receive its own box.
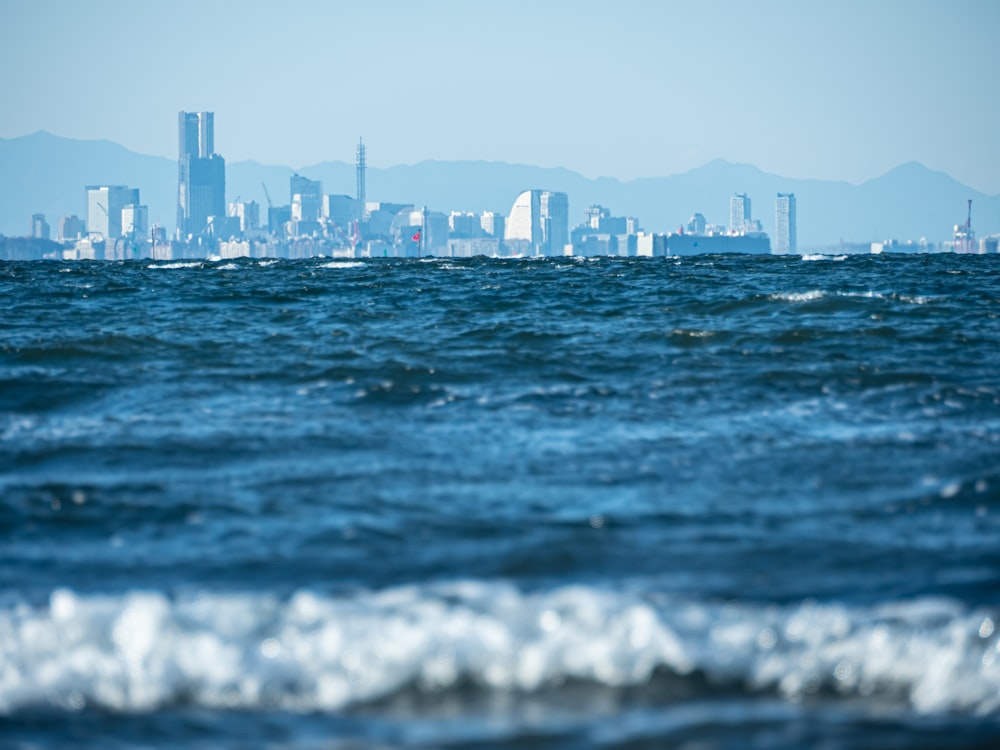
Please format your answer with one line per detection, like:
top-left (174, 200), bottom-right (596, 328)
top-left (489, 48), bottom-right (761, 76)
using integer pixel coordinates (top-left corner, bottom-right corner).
top-left (2, 130), bottom-right (997, 248)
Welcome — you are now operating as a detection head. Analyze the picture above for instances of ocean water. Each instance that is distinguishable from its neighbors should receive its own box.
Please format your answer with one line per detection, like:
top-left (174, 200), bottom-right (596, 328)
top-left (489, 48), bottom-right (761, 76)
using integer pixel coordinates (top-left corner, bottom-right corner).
top-left (2, 253), bottom-right (1000, 748)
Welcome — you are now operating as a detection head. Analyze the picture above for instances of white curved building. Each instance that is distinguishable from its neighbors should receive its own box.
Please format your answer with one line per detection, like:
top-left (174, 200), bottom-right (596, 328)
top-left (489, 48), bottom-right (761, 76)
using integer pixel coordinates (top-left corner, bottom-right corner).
top-left (504, 190), bottom-right (541, 243)
top-left (504, 189), bottom-right (568, 256)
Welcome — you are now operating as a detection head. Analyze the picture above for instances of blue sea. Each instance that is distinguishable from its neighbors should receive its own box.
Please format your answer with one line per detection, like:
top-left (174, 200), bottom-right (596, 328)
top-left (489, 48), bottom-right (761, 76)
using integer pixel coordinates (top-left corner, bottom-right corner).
top-left (2, 253), bottom-right (1000, 748)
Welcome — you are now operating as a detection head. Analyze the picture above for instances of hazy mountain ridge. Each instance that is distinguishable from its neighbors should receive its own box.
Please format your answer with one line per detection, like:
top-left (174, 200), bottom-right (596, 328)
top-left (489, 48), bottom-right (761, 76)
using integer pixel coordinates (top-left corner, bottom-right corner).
top-left (3, 131), bottom-right (997, 247)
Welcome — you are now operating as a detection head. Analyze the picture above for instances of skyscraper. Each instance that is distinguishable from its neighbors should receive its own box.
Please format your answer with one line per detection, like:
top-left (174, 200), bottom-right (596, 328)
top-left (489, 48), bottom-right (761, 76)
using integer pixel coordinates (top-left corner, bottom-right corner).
top-left (87, 185), bottom-right (138, 239)
top-left (540, 191), bottom-right (569, 255)
top-left (730, 193), bottom-right (751, 234)
top-left (290, 174), bottom-right (323, 223)
top-left (504, 190), bottom-right (569, 256)
top-left (177, 111), bottom-right (226, 236)
top-left (31, 214), bottom-right (50, 240)
top-left (121, 204), bottom-right (148, 240)
top-left (775, 193), bottom-right (797, 254)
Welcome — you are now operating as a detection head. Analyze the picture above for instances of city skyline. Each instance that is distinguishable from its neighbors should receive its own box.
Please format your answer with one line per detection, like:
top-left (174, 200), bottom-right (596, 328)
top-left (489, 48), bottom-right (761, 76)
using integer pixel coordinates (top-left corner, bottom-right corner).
top-left (5, 124), bottom-right (1000, 253)
top-left (1, 1), bottom-right (998, 195)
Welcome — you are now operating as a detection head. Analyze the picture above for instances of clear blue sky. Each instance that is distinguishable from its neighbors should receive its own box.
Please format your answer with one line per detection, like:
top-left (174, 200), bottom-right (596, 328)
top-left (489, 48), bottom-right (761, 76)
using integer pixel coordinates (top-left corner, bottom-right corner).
top-left (2, 0), bottom-right (998, 193)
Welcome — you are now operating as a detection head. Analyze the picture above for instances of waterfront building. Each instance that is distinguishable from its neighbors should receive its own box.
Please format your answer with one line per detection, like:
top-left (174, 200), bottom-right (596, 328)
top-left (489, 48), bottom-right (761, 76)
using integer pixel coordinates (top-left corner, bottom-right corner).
top-left (775, 193), bottom-right (797, 253)
top-left (324, 195), bottom-right (360, 227)
top-left (58, 215), bottom-right (86, 241)
top-left (584, 205), bottom-right (609, 229)
top-left (730, 193), bottom-right (751, 234)
top-left (571, 204), bottom-right (640, 255)
top-left (368, 203), bottom-right (412, 239)
top-left (686, 213), bottom-right (707, 235)
top-left (541, 191), bottom-right (569, 255)
top-left (480, 211), bottom-right (505, 238)
top-left (121, 204), bottom-right (148, 240)
top-left (505, 190), bottom-right (542, 253)
top-left (177, 111), bottom-right (226, 237)
top-left (227, 200), bottom-right (260, 232)
top-left (425, 211), bottom-right (450, 254)
top-left (31, 214), bottom-right (50, 240)
top-left (449, 211), bottom-right (482, 238)
top-left (290, 174), bottom-right (322, 224)
top-left (636, 232), bottom-right (667, 257)
top-left (504, 190), bottom-right (569, 255)
top-left (87, 185), bottom-right (138, 240)
top-left (667, 232), bottom-right (771, 255)
top-left (447, 238), bottom-right (503, 257)
top-left (268, 205), bottom-right (292, 237)
top-left (208, 215), bottom-right (243, 239)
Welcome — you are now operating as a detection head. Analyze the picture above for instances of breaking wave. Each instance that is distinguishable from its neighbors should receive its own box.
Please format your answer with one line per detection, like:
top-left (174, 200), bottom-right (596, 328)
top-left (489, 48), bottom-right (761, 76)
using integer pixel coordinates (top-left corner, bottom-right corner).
top-left (2, 583), bottom-right (998, 716)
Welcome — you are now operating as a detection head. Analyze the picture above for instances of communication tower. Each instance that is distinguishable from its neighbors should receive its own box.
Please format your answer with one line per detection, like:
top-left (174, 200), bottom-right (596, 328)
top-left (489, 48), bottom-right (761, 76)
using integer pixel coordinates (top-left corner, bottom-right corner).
top-left (356, 138), bottom-right (366, 206)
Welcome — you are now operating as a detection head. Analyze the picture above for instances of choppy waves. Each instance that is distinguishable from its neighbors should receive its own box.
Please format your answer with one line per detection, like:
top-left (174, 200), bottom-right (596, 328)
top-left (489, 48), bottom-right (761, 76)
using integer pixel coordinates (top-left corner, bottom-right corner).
top-left (2, 583), bottom-right (998, 716)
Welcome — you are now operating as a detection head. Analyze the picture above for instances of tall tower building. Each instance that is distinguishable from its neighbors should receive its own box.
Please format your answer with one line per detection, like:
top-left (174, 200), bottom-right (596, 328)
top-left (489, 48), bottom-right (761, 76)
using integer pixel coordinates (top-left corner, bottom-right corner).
top-left (775, 193), bottom-right (797, 254)
top-left (87, 185), bottom-right (138, 239)
top-left (32, 214), bottom-right (50, 240)
top-left (504, 190), bottom-right (542, 254)
top-left (730, 193), bottom-right (751, 234)
top-left (290, 174), bottom-right (323, 222)
top-left (177, 111), bottom-right (226, 236)
top-left (121, 204), bottom-right (149, 240)
top-left (540, 191), bottom-right (569, 255)
top-left (480, 211), bottom-right (505, 238)
top-left (356, 138), bottom-right (366, 206)
top-left (504, 190), bottom-right (569, 256)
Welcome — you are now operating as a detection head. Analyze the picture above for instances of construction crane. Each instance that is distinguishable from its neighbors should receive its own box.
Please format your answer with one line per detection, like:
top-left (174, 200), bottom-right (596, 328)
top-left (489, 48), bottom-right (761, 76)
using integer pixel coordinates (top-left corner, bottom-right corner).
top-left (88, 201), bottom-right (110, 242)
top-left (953, 199), bottom-right (975, 253)
top-left (261, 182), bottom-right (273, 208)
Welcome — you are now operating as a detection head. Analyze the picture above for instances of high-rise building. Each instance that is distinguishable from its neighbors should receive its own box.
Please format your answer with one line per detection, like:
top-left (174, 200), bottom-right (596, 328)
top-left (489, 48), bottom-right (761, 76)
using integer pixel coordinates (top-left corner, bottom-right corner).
top-left (290, 174), bottom-right (322, 223)
top-left (730, 193), bottom-right (751, 234)
top-left (584, 205), bottom-right (610, 229)
top-left (58, 215), bottom-right (86, 241)
top-left (540, 191), bottom-right (569, 254)
top-left (686, 213), bottom-right (707, 235)
top-left (480, 211), bottom-right (505, 238)
top-left (504, 190), bottom-right (569, 255)
top-left (505, 190), bottom-right (542, 251)
top-left (449, 212), bottom-right (481, 238)
top-left (121, 204), bottom-right (148, 240)
top-left (775, 193), bottom-right (797, 253)
top-left (324, 195), bottom-right (360, 227)
top-left (177, 111), bottom-right (226, 236)
top-left (31, 214), bottom-right (50, 240)
top-left (228, 200), bottom-right (260, 232)
top-left (87, 185), bottom-right (138, 239)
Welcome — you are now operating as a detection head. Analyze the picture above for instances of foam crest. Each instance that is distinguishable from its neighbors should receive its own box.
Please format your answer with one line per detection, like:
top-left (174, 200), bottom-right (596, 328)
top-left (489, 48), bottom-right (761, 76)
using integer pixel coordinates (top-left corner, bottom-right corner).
top-left (769, 290), bottom-right (825, 303)
top-left (1, 585), bottom-right (997, 715)
top-left (320, 261), bottom-right (365, 269)
top-left (149, 262), bottom-right (202, 270)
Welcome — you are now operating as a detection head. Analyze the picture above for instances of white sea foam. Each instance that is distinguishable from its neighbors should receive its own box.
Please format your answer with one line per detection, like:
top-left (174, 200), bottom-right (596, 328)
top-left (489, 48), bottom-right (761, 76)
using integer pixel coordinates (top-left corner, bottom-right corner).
top-left (319, 262), bottom-right (365, 269)
top-left (1, 584), bottom-right (997, 715)
top-left (150, 262), bottom-right (202, 270)
top-left (769, 290), bottom-right (825, 303)
top-left (801, 254), bottom-right (848, 262)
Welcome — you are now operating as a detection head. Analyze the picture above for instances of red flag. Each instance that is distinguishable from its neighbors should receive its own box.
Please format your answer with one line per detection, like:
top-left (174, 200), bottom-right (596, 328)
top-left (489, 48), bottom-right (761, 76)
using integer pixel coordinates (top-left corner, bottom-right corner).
top-left (411, 230), bottom-right (421, 243)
